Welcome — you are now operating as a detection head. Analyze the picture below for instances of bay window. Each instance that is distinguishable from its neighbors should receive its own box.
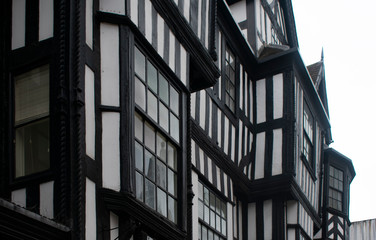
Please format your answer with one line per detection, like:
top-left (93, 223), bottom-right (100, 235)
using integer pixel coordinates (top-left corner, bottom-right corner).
top-left (134, 46), bottom-right (181, 224)
top-left (328, 166), bottom-right (343, 211)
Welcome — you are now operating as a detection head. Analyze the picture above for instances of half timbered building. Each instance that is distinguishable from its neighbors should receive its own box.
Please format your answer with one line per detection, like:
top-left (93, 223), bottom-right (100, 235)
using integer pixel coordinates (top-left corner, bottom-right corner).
top-left (0, 0), bottom-right (355, 239)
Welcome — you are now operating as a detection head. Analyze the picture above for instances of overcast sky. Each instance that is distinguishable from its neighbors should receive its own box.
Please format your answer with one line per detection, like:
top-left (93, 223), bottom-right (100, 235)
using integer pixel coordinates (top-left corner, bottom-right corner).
top-left (291, 0), bottom-right (376, 221)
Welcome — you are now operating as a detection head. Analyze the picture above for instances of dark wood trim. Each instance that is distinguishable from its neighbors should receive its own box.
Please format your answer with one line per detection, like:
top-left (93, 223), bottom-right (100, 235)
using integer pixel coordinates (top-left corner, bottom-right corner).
top-left (25, 0), bottom-right (39, 45)
top-left (256, 201), bottom-right (264, 240)
top-left (101, 189), bottom-right (186, 240)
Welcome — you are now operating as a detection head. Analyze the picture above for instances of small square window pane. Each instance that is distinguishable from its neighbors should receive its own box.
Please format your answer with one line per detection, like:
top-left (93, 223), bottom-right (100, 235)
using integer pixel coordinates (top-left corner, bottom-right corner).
top-left (147, 62), bottom-right (158, 93)
top-left (159, 102), bottom-right (169, 132)
top-left (199, 201), bottom-right (204, 219)
top-left (135, 77), bottom-right (146, 110)
top-left (145, 150), bottom-right (155, 181)
top-left (159, 74), bottom-right (169, 104)
top-left (210, 210), bottom-right (215, 228)
top-left (167, 143), bottom-right (177, 170)
top-left (170, 113), bottom-right (179, 143)
top-left (170, 87), bottom-right (179, 115)
top-left (168, 196), bottom-right (177, 223)
top-left (147, 90), bottom-right (158, 122)
top-left (135, 47), bottom-right (145, 81)
top-left (156, 133), bottom-right (167, 162)
top-left (204, 205), bottom-right (210, 223)
top-left (221, 201), bottom-right (227, 218)
top-left (216, 214), bottom-right (221, 231)
top-left (157, 188), bottom-right (167, 217)
top-left (135, 141), bottom-right (144, 171)
top-left (145, 179), bottom-right (155, 209)
top-left (134, 113), bottom-right (143, 141)
top-left (15, 118), bottom-right (50, 177)
top-left (168, 169), bottom-right (176, 196)
top-left (135, 171), bottom-right (144, 201)
top-left (15, 65), bottom-right (49, 124)
top-left (202, 226), bottom-right (208, 240)
top-left (208, 230), bottom-right (214, 240)
top-left (198, 182), bottom-right (203, 200)
top-left (144, 122), bottom-right (155, 152)
top-left (210, 192), bottom-right (215, 210)
top-left (204, 187), bottom-right (209, 205)
top-left (221, 219), bottom-right (226, 235)
top-left (157, 159), bottom-right (166, 189)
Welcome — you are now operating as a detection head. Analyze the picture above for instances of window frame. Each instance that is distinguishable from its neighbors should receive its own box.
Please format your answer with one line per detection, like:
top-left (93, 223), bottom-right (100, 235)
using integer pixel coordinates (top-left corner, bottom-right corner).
top-left (11, 64), bottom-right (52, 180)
top-left (197, 181), bottom-right (228, 240)
top-left (302, 101), bottom-right (315, 172)
top-left (132, 44), bottom-right (184, 226)
top-left (328, 165), bottom-right (344, 212)
top-left (223, 45), bottom-right (236, 113)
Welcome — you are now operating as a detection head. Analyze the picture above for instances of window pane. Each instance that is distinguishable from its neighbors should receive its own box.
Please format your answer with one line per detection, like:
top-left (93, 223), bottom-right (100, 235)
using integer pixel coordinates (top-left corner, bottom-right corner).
top-left (210, 210), bottom-right (215, 228)
top-left (135, 77), bottom-right (146, 110)
top-left (202, 226), bottom-right (208, 240)
top-left (167, 143), bottom-right (177, 170)
top-left (144, 122), bottom-right (155, 152)
top-left (204, 187), bottom-right (209, 205)
top-left (159, 74), bottom-right (169, 104)
top-left (210, 192), bottom-right (215, 210)
top-left (15, 65), bottom-right (49, 124)
top-left (134, 113), bottom-right (143, 141)
top-left (157, 159), bottom-right (166, 189)
top-left (145, 150), bottom-right (155, 181)
top-left (170, 113), bottom-right (179, 142)
top-left (145, 179), bottom-right (155, 209)
top-left (204, 205), bottom-right (210, 223)
top-left (135, 141), bottom-right (144, 171)
top-left (168, 169), bottom-right (176, 196)
top-left (159, 102), bottom-right (169, 132)
top-left (135, 47), bottom-right (145, 81)
top-left (156, 133), bottom-right (167, 162)
top-left (157, 188), bottom-right (167, 217)
top-left (135, 171), bottom-right (144, 201)
top-left (15, 118), bottom-right (50, 177)
top-left (170, 87), bottom-right (179, 115)
top-left (147, 90), bottom-right (158, 122)
top-left (147, 62), bottom-right (158, 93)
top-left (168, 196), bottom-right (177, 223)
top-left (199, 201), bottom-right (204, 219)
top-left (198, 182), bottom-right (203, 200)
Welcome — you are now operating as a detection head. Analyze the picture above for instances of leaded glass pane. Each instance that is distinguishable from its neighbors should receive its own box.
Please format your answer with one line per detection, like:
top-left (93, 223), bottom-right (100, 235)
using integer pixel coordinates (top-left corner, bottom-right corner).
top-left (157, 188), bottom-right (167, 217)
top-left (147, 62), bottom-right (158, 93)
top-left (156, 133), bottom-right (167, 161)
top-left (135, 47), bottom-right (145, 81)
top-left (144, 122), bottom-right (155, 152)
top-left (170, 113), bottom-right (179, 142)
top-left (135, 113), bottom-right (143, 141)
top-left (147, 90), bottom-right (158, 122)
top-left (170, 87), bottom-right (179, 115)
top-left (157, 159), bottom-right (166, 189)
top-left (167, 143), bottom-right (177, 170)
top-left (168, 169), bottom-right (176, 196)
top-left (145, 150), bottom-right (155, 181)
top-left (145, 179), bottom-right (155, 209)
top-left (135, 172), bottom-right (144, 201)
top-left (135, 141), bottom-right (143, 171)
top-left (168, 196), bottom-right (177, 223)
top-left (135, 77), bottom-right (146, 110)
top-left (159, 101), bottom-right (169, 131)
top-left (159, 74), bottom-right (169, 104)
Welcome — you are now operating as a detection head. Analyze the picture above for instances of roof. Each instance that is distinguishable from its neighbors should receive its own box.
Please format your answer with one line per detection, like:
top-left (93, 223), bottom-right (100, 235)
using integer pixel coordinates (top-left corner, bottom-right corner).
top-left (307, 61), bottom-right (323, 85)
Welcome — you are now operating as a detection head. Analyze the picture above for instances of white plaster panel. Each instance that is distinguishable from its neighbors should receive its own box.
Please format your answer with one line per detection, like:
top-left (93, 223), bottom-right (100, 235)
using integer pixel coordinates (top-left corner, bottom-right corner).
top-left (199, 90), bottom-right (206, 129)
top-left (229, 0), bottom-right (247, 23)
top-left (248, 203), bottom-right (257, 240)
top-left (239, 65), bottom-right (244, 110)
top-left (238, 121), bottom-right (243, 162)
top-left (199, 148), bottom-right (204, 174)
top-left (288, 229), bottom-right (296, 240)
top-left (100, 23), bottom-right (120, 107)
top-left (207, 157), bottom-right (212, 183)
top-left (39, 0), bottom-right (54, 41)
top-left (223, 173), bottom-right (228, 199)
top-left (169, 30), bottom-right (175, 73)
top-left (100, 0), bottom-right (125, 15)
top-left (145, 0), bottom-right (153, 43)
top-left (227, 202), bottom-right (234, 240)
top-left (224, 116), bottom-right (229, 155)
top-left (217, 110), bottom-right (222, 148)
top-left (110, 212), bottom-right (119, 240)
top-left (12, 0), bottom-right (26, 50)
top-left (180, 45), bottom-right (187, 86)
top-left (249, 80), bottom-right (253, 123)
top-left (85, 178), bottom-right (97, 240)
top-left (244, 71), bottom-right (247, 115)
top-left (183, 0), bottom-right (190, 21)
top-left (11, 188), bottom-right (26, 207)
top-left (130, 0), bottom-right (138, 26)
top-left (197, 0), bottom-right (202, 40)
top-left (255, 132), bottom-right (265, 179)
top-left (191, 92), bottom-right (196, 119)
top-left (157, 14), bottom-right (164, 58)
top-left (85, 0), bottom-right (93, 49)
top-left (192, 171), bottom-right (199, 240)
top-left (204, 0), bottom-right (209, 48)
top-left (191, 139), bottom-right (196, 166)
top-left (256, 79), bottom-right (266, 123)
top-left (102, 112), bottom-right (120, 191)
top-left (85, 65), bottom-right (95, 160)
top-left (216, 166), bottom-right (221, 192)
top-left (272, 128), bottom-right (283, 175)
top-left (231, 125), bottom-right (236, 161)
top-left (287, 200), bottom-right (298, 224)
top-left (273, 73), bottom-right (283, 119)
top-left (208, 98), bottom-right (212, 138)
top-left (40, 181), bottom-right (54, 218)
top-left (264, 200), bottom-right (273, 240)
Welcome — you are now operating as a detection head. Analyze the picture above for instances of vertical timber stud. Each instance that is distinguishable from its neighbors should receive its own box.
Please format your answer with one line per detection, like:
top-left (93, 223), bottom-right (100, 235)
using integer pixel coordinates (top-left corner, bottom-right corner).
top-left (55, 0), bottom-right (70, 224)
top-left (283, 70), bottom-right (295, 175)
top-left (70, 0), bottom-right (86, 238)
top-left (208, 0), bottom-right (217, 61)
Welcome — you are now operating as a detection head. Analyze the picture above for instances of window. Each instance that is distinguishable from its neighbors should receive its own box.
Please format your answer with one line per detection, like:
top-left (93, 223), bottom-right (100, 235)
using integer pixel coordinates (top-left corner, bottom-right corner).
top-left (303, 103), bottom-right (314, 167)
top-left (134, 46), bottom-right (180, 224)
top-left (14, 65), bottom-right (50, 177)
top-left (198, 182), bottom-right (227, 240)
top-left (328, 166), bottom-right (343, 211)
top-left (224, 46), bottom-right (236, 112)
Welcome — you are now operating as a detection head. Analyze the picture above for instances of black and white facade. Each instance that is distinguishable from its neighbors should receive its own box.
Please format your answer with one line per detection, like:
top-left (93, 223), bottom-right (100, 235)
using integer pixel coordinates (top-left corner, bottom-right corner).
top-left (0, 0), bottom-right (355, 239)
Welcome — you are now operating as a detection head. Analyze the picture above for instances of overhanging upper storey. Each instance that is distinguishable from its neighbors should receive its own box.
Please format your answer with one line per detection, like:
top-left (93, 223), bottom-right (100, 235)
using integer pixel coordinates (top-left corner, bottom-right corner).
top-left (225, 0), bottom-right (298, 57)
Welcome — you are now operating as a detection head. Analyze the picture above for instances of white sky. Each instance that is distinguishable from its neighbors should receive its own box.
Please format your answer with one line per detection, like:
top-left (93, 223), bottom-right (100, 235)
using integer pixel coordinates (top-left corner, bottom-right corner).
top-left (291, 0), bottom-right (376, 221)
